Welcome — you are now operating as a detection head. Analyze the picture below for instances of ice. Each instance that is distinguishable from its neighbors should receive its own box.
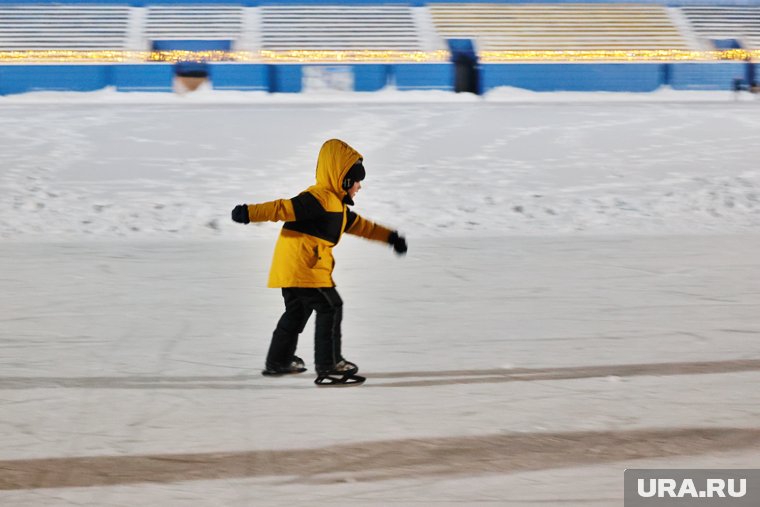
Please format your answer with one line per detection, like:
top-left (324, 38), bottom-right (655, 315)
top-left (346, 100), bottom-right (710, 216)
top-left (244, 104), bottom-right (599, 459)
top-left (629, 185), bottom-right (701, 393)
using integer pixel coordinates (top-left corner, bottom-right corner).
top-left (1, 90), bottom-right (759, 505)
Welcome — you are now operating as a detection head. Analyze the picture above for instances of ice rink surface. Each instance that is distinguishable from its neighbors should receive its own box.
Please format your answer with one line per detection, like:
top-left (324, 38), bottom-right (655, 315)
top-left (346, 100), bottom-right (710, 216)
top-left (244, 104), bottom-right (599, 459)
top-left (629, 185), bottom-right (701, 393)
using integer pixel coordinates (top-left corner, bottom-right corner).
top-left (1, 90), bottom-right (760, 505)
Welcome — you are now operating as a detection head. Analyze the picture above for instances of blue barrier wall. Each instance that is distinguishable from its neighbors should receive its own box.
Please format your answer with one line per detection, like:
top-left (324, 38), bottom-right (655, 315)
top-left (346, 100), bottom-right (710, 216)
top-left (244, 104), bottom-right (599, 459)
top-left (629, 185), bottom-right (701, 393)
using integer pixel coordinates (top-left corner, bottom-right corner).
top-left (0, 65), bottom-right (110, 95)
top-left (668, 62), bottom-right (747, 90)
top-left (0, 62), bottom-right (756, 95)
top-left (354, 64), bottom-right (390, 92)
top-left (395, 64), bottom-right (453, 91)
top-left (262, 63), bottom-right (449, 93)
top-left (269, 65), bottom-right (302, 93)
top-left (0, 64), bottom-right (175, 94)
top-left (111, 64), bottom-right (173, 91)
top-left (210, 64), bottom-right (269, 91)
top-left (481, 63), bottom-right (663, 92)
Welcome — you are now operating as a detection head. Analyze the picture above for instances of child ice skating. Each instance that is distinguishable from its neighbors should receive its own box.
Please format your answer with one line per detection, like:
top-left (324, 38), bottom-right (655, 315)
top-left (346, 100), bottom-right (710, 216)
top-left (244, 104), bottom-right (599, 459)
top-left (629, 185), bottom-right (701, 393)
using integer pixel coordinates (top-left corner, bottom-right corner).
top-left (231, 139), bottom-right (407, 386)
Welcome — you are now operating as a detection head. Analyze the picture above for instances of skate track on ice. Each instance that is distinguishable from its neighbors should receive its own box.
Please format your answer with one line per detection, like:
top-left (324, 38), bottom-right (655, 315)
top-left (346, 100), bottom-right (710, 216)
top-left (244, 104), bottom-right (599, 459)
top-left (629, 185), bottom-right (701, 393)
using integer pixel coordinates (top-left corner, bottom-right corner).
top-left (1, 95), bottom-right (760, 505)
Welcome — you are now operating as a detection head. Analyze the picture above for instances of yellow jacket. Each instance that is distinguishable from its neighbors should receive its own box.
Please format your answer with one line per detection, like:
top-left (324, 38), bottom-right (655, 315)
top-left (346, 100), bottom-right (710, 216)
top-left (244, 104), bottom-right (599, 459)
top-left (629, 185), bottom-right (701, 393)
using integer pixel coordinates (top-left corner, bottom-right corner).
top-left (247, 139), bottom-right (393, 288)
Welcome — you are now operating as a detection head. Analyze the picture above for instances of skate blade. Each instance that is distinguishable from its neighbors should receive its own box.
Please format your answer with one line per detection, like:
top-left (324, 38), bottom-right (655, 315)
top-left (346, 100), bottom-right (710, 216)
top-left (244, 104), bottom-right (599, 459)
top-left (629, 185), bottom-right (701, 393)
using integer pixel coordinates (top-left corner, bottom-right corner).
top-left (261, 368), bottom-right (307, 377)
top-left (314, 373), bottom-right (366, 387)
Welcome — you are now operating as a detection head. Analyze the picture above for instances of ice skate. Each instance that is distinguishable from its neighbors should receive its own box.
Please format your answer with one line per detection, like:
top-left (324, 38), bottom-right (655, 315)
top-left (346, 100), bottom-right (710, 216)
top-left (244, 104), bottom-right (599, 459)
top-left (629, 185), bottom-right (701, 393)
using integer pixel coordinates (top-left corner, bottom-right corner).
top-left (262, 355), bottom-right (307, 376)
top-left (315, 362), bottom-right (365, 387)
top-left (334, 358), bottom-right (358, 375)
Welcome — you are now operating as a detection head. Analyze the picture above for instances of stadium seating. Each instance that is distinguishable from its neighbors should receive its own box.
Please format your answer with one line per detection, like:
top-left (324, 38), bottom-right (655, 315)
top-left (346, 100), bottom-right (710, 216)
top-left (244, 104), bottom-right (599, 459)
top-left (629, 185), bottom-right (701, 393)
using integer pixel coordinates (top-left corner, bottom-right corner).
top-left (0, 5), bottom-right (131, 51)
top-left (428, 3), bottom-right (696, 52)
top-left (681, 6), bottom-right (760, 50)
top-left (144, 6), bottom-right (245, 50)
top-left (0, 1), bottom-right (757, 94)
top-left (2, 3), bottom-right (758, 56)
top-left (258, 5), bottom-right (435, 52)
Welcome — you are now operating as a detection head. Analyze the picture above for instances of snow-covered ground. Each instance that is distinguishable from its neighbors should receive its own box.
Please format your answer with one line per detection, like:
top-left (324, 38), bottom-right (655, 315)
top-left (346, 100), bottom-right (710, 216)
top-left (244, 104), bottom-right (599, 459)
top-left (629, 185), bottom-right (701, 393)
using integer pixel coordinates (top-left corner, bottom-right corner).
top-left (1, 88), bottom-right (760, 506)
top-left (1, 87), bottom-right (759, 240)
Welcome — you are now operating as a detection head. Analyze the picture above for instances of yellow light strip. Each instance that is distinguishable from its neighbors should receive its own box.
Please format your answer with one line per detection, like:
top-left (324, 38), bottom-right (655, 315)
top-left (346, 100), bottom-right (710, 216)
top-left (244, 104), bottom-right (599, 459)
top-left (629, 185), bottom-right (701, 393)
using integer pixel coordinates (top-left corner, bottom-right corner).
top-left (149, 50), bottom-right (249, 63)
top-left (258, 50), bottom-right (451, 63)
top-left (479, 49), bottom-right (760, 63)
top-left (0, 50), bottom-right (149, 63)
top-left (0, 49), bottom-right (757, 64)
top-left (0, 49), bottom-right (450, 63)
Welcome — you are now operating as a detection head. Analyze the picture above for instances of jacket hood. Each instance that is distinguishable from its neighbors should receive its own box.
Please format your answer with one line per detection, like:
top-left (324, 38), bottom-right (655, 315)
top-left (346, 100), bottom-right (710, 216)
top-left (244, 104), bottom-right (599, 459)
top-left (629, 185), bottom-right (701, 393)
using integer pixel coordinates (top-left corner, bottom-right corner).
top-left (314, 139), bottom-right (363, 195)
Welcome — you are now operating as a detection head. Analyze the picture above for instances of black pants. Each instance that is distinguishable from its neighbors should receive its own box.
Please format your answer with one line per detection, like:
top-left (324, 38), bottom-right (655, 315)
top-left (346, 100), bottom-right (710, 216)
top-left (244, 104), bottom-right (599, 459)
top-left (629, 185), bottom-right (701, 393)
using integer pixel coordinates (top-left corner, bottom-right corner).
top-left (266, 287), bottom-right (344, 370)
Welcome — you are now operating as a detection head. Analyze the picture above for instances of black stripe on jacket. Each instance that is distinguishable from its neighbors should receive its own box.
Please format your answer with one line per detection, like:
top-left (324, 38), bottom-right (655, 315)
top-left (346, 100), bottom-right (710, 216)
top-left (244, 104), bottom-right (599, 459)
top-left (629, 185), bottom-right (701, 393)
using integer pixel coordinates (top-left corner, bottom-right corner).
top-left (283, 192), bottom-right (344, 244)
top-left (344, 210), bottom-right (358, 232)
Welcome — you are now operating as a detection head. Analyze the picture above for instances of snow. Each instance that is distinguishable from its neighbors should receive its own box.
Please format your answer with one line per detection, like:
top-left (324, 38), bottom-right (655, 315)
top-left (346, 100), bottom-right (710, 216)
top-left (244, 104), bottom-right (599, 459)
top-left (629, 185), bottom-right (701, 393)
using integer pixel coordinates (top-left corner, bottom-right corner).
top-left (1, 88), bottom-right (759, 506)
top-left (1, 86), bottom-right (759, 241)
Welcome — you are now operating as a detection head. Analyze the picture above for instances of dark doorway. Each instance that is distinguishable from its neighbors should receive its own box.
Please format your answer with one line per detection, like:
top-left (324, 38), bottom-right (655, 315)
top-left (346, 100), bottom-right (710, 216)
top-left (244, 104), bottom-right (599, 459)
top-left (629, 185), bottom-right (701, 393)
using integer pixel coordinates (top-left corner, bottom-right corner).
top-left (447, 39), bottom-right (480, 94)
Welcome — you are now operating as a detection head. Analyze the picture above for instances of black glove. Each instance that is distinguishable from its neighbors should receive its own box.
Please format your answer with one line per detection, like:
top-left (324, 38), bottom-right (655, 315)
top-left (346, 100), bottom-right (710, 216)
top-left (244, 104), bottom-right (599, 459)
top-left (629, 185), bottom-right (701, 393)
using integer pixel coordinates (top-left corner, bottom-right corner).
top-left (231, 204), bottom-right (250, 224)
top-left (388, 231), bottom-right (407, 255)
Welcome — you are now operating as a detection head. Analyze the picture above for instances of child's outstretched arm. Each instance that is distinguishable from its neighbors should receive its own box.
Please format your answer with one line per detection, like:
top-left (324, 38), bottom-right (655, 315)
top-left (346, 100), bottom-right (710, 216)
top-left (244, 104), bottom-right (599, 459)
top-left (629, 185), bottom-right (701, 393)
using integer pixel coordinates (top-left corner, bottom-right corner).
top-left (231, 193), bottom-right (326, 224)
top-left (345, 211), bottom-right (407, 255)
top-left (231, 200), bottom-right (293, 224)
top-left (235, 199), bottom-right (297, 224)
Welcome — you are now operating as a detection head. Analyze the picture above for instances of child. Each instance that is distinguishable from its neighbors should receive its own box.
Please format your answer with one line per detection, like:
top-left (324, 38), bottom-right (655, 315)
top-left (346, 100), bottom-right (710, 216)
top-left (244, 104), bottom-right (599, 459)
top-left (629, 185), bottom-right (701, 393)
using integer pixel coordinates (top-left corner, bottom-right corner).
top-left (231, 139), bottom-right (407, 386)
